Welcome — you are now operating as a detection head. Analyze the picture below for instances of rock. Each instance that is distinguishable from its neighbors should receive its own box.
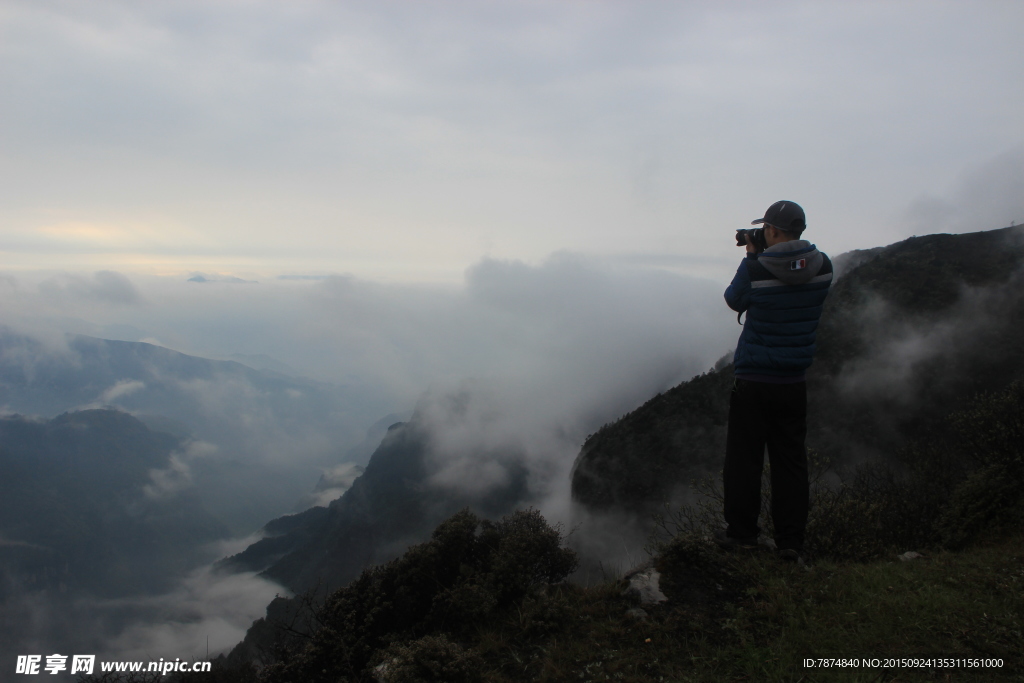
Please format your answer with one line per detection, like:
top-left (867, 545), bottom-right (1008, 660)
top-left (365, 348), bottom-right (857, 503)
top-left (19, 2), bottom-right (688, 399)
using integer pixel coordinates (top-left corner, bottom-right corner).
top-left (625, 607), bottom-right (649, 620)
top-left (898, 551), bottom-right (922, 562)
top-left (373, 658), bottom-right (395, 682)
top-left (622, 561), bottom-right (668, 605)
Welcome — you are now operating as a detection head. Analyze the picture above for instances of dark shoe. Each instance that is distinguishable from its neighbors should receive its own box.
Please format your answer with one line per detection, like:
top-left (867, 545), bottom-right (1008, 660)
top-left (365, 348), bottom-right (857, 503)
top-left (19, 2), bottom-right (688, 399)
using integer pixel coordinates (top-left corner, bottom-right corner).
top-left (713, 529), bottom-right (758, 550)
top-left (777, 548), bottom-right (804, 564)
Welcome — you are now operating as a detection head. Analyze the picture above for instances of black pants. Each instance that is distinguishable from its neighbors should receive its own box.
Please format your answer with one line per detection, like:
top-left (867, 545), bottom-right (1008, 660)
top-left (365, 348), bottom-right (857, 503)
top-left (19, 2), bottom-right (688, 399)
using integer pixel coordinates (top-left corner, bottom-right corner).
top-left (723, 378), bottom-right (809, 551)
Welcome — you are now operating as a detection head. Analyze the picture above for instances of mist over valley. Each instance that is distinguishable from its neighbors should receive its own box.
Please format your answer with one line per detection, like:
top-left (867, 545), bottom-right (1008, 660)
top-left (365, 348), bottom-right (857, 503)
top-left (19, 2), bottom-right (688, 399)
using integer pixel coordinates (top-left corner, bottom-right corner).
top-left (0, 252), bottom-right (739, 665)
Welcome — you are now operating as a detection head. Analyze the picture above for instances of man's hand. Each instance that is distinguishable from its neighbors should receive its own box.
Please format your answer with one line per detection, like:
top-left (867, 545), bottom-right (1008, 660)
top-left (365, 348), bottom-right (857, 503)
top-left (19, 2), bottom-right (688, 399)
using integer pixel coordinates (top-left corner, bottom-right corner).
top-left (743, 233), bottom-right (757, 255)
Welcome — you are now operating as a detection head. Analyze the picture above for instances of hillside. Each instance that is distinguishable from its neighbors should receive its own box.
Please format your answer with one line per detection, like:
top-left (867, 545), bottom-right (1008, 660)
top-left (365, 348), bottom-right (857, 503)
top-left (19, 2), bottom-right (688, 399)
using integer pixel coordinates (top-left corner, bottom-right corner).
top-left (0, 409), bottom-right (230, 668)
top-left (572, 225), bottom-right (1024, 512)
top-left (216, 419), bottom-right (536, 668)
top-left (221, 421), bottom-right (531, 596)
top-left (179, 497), bottom-right (1024, 682)
top-left (0, 409), bottom-right (227, 598)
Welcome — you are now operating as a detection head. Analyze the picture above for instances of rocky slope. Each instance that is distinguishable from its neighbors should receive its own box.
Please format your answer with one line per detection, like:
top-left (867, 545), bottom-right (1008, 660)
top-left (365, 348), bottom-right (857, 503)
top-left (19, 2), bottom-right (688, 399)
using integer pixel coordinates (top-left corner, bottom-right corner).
top-left (222, 421), bottom-right (531, 596)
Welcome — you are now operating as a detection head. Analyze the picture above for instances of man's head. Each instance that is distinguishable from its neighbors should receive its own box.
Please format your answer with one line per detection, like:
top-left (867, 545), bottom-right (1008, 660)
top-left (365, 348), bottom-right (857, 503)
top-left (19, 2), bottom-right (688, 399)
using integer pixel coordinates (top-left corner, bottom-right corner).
top-left (752, 201), bottom-right (805, 245)
top-left (764, 224), bottom-right (798, 247)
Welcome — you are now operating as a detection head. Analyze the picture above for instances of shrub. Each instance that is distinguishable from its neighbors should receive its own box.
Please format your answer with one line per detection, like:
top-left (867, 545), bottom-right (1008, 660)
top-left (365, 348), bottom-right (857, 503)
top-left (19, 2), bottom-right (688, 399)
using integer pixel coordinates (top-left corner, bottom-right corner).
top-left (938, 381), bottom-right (1024, 547)
top-left (477, 507), bottom-right (580, 604)
top-left (651, 382), bottom-right (1024, 563)
top-left (803, 459), bottom-right (944, 561)
top-left (261, 508), bottom-right (576, 682)
top-left (375, 634), bottom-right (484, 683)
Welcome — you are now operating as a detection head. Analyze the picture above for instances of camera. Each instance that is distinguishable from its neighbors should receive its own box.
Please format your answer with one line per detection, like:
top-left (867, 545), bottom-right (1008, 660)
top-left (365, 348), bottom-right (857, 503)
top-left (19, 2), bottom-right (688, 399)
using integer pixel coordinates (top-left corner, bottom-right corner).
top-left (736, 227), bottom-right (767, 252)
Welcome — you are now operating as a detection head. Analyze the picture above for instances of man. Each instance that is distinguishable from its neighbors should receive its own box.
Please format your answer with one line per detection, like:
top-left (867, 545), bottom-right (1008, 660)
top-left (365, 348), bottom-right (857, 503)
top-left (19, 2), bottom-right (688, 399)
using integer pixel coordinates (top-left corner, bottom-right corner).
top-left (715, 200), bottom-right (832, 562)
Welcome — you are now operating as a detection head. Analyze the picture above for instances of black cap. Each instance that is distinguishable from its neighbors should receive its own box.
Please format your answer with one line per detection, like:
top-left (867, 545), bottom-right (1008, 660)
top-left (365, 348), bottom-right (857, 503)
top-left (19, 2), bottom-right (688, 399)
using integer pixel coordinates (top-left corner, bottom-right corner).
top-left (752, 200), bottom-right (806, 233)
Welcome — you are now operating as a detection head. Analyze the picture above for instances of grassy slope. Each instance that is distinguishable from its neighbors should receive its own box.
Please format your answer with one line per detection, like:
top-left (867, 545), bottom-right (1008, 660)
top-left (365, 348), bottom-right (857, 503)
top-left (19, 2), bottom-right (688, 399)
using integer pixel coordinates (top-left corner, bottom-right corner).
top-left (472, 536), bottom-right (1023, 682)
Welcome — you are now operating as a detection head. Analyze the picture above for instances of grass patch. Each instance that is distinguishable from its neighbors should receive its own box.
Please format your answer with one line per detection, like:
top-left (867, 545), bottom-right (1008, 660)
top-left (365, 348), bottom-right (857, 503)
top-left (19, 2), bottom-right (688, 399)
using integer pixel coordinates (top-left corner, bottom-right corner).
top-left (704, 536), bottom-right (1024, 681)
top-left (426, 534), bottom-right (1023, 682)
top-left (476, 535), bottom-right (1023, 682)
top-left (470, 579), bottom-right (729, 683)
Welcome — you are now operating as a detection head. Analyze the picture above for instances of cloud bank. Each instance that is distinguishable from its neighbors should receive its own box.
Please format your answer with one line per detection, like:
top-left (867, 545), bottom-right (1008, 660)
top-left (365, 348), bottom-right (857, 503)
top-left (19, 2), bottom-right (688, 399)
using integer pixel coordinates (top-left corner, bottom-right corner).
top-left (1, 2), bottom-right (1021, 276)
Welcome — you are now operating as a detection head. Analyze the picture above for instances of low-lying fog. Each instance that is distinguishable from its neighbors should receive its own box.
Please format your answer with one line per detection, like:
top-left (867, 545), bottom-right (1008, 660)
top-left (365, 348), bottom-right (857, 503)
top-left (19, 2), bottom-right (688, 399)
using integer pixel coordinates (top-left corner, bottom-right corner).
top-left (0, 252), bottom-right (738, 662)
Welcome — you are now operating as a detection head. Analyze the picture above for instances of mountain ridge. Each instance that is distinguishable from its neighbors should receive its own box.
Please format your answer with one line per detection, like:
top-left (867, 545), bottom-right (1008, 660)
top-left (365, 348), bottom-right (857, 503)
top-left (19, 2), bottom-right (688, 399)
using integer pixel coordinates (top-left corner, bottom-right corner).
top-left (571, 225), bottom-right (1024, 512)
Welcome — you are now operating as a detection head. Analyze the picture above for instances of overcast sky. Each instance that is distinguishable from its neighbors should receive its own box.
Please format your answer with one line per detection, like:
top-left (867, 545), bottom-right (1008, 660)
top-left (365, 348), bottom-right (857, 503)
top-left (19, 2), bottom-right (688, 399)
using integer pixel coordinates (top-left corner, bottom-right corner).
top-left (1, 0), bottom-right (1021, 283)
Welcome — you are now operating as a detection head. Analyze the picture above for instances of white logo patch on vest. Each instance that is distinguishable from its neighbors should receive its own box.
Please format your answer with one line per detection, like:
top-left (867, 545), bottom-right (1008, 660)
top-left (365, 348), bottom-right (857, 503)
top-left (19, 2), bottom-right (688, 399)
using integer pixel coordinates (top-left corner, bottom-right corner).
top-left (790, 258), bottom-right (807, 271)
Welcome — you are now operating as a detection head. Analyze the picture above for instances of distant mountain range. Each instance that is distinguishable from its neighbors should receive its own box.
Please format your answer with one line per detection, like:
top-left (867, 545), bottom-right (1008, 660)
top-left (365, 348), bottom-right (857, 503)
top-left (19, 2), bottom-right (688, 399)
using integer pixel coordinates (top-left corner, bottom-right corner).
top-left (0, 336), bottom-right (406, 665)
top-left (0, 409), bottom-right (233, 666)
top-left (0, 334), bottom-right (397, 532)
top-left (0, 409), bottom-right (226, 599)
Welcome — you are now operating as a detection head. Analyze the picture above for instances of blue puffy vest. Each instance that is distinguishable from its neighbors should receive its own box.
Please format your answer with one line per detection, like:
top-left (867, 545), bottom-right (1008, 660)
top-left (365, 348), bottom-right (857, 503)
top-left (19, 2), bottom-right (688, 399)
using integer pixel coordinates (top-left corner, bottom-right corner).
top-left (724, 240), bottom-right (833, 379)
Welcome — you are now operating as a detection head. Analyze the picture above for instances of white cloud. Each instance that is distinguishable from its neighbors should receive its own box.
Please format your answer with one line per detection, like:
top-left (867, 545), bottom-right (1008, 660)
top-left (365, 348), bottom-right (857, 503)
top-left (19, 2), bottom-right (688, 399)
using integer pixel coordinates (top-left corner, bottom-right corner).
top-left (143, 440), bottom-right (217, 500)
top-left (303, 462), bottom-right (365, 507)
top-left (98, 378), bottom-right (145, 403)
top-left (36, 271), bottom-right (143, 305)
top-left (96, 566), bottom-right (285, 661)
top-left (0, 2), bottom-right (1020, 276)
